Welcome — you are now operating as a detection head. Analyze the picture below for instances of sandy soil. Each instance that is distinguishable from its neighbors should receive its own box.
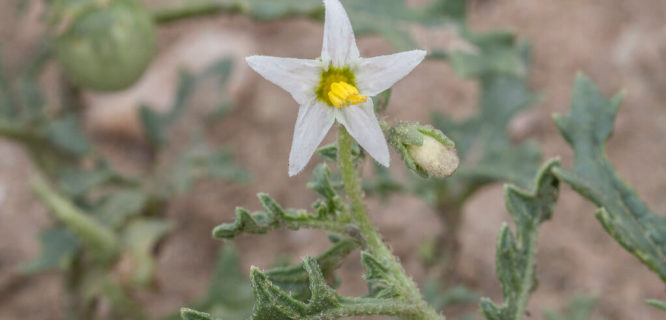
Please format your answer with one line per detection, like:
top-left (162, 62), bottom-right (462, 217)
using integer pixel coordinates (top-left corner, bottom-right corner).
top-left (1, 0), bottom-right (666, 319)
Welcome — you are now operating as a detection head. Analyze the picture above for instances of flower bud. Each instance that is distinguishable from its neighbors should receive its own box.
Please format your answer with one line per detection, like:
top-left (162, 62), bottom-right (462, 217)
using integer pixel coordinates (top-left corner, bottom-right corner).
top-left (407, 134), bottom-right (459, 178)
top-left (51, 0), bottom-right (157, 91)
top-left (388, 123), bottom-right (459, 178)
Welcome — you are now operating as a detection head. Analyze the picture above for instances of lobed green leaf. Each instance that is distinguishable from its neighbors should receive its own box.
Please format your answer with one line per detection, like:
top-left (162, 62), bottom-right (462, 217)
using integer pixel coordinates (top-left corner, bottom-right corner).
top-left (480, 159), bottom-right (560, 320)
top-left (213, 165), bottom-right (360, 240)
top-left (265, 238), bottom-right (359, 301)
top-left (552, 74), bottom-right (666, 282)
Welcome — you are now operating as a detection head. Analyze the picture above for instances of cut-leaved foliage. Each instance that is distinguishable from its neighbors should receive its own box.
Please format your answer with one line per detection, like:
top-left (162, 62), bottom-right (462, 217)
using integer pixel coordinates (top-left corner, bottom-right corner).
top-left (480, 159), bottom-right (560, 320)
top-left (182, 253), bottom-right (431, 320)
top-left (553, 74), bottom-right (666, 301)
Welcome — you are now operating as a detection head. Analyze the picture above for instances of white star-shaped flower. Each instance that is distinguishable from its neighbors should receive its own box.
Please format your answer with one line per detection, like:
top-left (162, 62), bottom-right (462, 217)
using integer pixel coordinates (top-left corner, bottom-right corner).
top-left (246, 0), bottom-right (426, 176)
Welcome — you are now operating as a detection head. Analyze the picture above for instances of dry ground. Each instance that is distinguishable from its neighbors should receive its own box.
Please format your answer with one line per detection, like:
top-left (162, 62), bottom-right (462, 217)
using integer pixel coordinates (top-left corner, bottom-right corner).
top-left (1, 0), bottom-right (666, 319)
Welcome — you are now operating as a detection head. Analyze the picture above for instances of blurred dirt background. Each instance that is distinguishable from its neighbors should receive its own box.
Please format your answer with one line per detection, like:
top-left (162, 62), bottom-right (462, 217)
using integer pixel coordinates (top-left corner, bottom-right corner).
top-left (1, 0), bottom-right (666, 319)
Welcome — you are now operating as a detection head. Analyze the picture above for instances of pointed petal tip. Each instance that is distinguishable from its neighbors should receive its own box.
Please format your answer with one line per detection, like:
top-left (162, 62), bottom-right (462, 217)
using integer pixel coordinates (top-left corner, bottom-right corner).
top-left (321, 0), bottom-right (359, 68)
top-left (288, 165), bottom-right (300, 177)
top-left (373, 145), bottom-right (391, 168)
top-left (377, 156), bottom-right (390, 168)
top-left (245, 55), bottom-right (259, 69)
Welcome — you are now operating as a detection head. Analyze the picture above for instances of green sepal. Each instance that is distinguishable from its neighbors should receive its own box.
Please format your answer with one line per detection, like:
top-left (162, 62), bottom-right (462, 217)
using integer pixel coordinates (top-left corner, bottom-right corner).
top-left (387, 122), bottom-right (456, 178)
top-left (552, 74), bottom-right (666, 282)
top-left (480, 159), bottom-right (560, 320)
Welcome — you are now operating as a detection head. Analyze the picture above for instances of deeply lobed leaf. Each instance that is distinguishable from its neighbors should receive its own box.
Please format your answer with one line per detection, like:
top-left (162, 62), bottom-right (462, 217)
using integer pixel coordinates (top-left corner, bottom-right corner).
top-left (213, 166), bottom-right (356, 239)
top-left (481, 159), bottom-right (560, 320)
top-left (183, 254), bottom-right (425, 320)
top-left (553, 74), bottom-right (666, 282)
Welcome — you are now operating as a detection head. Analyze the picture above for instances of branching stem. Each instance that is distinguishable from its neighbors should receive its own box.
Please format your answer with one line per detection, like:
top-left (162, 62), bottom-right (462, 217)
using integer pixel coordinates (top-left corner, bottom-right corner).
top-left (337, 126), bottom-right (443, 320)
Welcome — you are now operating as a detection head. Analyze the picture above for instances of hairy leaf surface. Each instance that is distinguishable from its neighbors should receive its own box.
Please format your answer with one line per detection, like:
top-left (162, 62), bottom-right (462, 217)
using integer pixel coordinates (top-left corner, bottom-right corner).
top-left (553, 74), bottom-right (666, 282)
top-left (480, 160), bottom-right (560, 320)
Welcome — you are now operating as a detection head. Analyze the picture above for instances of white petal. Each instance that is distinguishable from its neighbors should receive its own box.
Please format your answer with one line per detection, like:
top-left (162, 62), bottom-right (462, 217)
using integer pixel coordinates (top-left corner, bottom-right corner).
top-left (335, 100), bottom-right (390, 167)
top-left (355, 50), bottom-right (427, 96)
top-left (289, 101), bottom-right (336, 176)
top-left (246, 56), bottom-right (321, 105)
top-left (321, 0), bottom-right (360, 68)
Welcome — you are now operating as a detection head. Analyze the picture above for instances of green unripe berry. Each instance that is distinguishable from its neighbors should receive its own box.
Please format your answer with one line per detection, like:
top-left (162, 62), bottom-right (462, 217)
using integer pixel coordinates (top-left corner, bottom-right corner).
top-left (53, 0), bottom-right (157, 91)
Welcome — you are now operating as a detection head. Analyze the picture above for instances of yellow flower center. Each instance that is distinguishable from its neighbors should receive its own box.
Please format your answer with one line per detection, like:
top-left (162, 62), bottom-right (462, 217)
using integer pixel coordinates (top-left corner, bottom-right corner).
top-left (316, 67), bottom-right (367, 108)
top-left (328, 82), bottom-right (367, 108)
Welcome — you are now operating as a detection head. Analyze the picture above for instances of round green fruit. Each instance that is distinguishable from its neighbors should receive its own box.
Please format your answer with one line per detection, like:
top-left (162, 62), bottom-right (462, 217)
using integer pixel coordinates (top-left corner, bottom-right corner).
top-left (54, 0), bottom-right (157, 92)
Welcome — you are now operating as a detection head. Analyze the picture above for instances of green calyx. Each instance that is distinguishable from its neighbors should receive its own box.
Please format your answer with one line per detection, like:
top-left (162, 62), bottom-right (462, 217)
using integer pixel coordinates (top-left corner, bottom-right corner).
top-left (315, 67), bottom-right (356, 107)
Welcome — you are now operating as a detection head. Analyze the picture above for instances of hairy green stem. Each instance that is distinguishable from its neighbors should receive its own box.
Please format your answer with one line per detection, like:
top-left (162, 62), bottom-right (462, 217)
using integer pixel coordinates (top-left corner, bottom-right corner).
top-left (337, 126), bottom-right (442, 320)
top-left (30, 175), bottom-right (117, 262)
top-left (322, 299), bottom-right (425, 319)
top-left (515, 227), bottom-right (538, 320)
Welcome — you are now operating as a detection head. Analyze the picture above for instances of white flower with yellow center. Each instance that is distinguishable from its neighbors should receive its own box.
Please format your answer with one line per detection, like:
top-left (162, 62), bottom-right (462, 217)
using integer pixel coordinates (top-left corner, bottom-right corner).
top-left (246, 0), bottom-right (426, 176)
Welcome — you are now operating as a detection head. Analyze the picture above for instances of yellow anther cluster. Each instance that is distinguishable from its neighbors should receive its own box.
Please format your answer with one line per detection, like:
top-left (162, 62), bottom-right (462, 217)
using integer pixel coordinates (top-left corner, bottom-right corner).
top-left (328, 81), bottom-right (367, 108)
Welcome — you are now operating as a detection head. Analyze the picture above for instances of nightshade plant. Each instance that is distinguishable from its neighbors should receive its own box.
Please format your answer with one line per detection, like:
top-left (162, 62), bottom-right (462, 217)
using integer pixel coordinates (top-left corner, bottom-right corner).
top-left (0, 40), bottom-right (246, 318)
top-left (181, 0), bottom-right (456, 319)
top-left (3, 0), bottom-right (666, 319)
top-left (179, 5), bottom-right (666, 320)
